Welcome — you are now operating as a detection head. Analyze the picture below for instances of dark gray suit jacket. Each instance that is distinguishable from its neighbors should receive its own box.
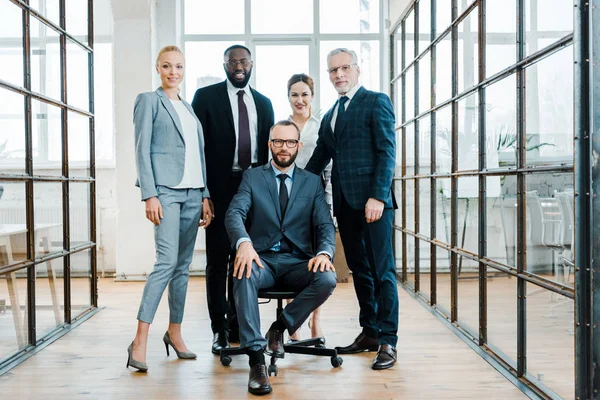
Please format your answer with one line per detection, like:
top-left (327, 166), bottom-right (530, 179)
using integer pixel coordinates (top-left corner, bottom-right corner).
top-left (225, 164), bottom-right (335, 258)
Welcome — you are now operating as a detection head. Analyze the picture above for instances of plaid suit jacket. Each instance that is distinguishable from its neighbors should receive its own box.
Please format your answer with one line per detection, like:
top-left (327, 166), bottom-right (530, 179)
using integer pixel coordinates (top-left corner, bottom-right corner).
top-left (306, 86), bottom-right (396, 215)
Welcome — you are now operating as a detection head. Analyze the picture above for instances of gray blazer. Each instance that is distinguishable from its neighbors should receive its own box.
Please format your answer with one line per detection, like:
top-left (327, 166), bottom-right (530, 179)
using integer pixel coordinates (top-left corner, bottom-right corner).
top-left (133, 87), bottom-right (210, 201)
top-left (225, 164), bottom-right (335, 258)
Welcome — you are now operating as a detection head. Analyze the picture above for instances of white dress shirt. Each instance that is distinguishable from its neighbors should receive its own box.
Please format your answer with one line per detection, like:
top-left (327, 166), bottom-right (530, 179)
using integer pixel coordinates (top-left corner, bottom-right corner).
top-left (226, 79), bottom-right (259, 170)
top-left (330, 83), bottom-right (363, 132)
top-left (169, 99), bottom-right (205, 189)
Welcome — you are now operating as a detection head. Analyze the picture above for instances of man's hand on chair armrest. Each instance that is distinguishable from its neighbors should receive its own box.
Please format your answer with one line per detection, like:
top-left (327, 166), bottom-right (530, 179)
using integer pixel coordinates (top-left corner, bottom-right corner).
top-left (308, 254), bottom-right (335, 273)
top-left (234, 241), bottom-right (264, 279)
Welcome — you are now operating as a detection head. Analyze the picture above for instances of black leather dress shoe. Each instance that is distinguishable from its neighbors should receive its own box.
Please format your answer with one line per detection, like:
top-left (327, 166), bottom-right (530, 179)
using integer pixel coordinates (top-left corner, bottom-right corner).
top-left (248, 364), bottom-right (272, 395)
top-left (265, 328), bottom-right (285, 358)
top-left (211, 331), bottom-right (229, 355)
top-left (372, 344), bottom-right (397, 370)
top-left (335, 332), bottom-right (379, 354)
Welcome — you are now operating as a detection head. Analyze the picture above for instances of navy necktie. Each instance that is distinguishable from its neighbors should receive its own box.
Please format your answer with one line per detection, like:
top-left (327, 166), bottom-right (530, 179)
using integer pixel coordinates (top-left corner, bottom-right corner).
top-left (334, 95), bottom-right (349, 135)
top-left (277, 174), bottom-right (289, 218)
top-left (237, 90), bottom-right (251, 170)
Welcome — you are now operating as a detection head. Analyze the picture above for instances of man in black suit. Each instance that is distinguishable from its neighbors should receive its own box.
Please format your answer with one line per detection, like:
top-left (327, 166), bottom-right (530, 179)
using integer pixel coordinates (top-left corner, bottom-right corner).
top-left (192, 44), bottom-right (275, 354)
top-left (306, 48), bottom-right (398, 370)
top-left (225, 120), bottom-right (336, 395)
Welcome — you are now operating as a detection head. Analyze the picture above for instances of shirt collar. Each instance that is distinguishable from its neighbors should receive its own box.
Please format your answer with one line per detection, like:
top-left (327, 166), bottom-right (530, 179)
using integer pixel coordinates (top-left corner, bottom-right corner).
top-left (271, 161), bottom-right (295, 180)
top-left (339, 83), bottom-right (362, 101)
top-left (226, 79), bottom-right (250, 96)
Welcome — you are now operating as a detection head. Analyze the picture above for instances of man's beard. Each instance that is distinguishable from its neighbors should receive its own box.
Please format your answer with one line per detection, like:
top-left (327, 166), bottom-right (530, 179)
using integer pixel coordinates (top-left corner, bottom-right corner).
top-left (227, 68), bottom-right (252, 88)
top-left (271, 149), bottom-right (298, 168)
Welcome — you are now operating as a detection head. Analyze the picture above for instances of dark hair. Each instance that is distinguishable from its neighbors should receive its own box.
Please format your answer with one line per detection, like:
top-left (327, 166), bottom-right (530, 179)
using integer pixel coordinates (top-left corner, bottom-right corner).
top-left (224, 44), bottom-right (252, 58)
top-left (287, 73), bottom-right (315, 96)
top-left (270, 120), bottom-right (301, 140)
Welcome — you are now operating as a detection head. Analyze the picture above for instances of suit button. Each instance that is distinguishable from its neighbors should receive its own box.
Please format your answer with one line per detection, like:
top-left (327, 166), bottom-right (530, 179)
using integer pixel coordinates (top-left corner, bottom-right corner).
top-left (281, 228), bottom-right (286, 233)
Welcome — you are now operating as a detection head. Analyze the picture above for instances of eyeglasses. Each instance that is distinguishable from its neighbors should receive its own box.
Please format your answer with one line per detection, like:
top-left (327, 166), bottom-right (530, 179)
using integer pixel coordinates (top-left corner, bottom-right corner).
top-left (327, 64), bottom-right (356, 75)
top-left (225, 59), bottom-right (252, 68)
top-left (271, 139), bottom-right (299, 148)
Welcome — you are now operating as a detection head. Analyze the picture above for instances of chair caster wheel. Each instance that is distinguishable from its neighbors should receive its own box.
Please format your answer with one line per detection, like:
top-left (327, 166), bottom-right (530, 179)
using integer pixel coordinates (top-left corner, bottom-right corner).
top-left (220, 355), bottom-right (232, 366)
top-left (331, 356), bottom-right (343, 368)
top-left (268, 364), bottom-right (278, 376)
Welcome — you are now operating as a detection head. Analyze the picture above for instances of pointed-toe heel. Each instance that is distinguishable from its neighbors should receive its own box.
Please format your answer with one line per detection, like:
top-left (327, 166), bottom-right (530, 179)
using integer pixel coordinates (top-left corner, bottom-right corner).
top-left (126, 342), bottom-right (148, 372)
top-left (163, 331), bottom-right (197, 360)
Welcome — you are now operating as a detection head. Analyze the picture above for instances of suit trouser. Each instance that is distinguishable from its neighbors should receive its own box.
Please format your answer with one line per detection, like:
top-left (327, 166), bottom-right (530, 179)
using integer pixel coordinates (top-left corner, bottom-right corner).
top-left (205, 175), bottom-right (242, 334)
top-left (137, 186), bottom-right (203, 324)
top-left (336, 193), bottom-right (399, 346)
top-left (234, 252), bottom-right (337, 351)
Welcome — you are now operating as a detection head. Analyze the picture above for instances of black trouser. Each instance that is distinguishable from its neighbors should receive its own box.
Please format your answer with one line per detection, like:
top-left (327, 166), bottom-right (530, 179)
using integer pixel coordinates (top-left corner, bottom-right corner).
top-left (205, 174), bottom-right (243, 335)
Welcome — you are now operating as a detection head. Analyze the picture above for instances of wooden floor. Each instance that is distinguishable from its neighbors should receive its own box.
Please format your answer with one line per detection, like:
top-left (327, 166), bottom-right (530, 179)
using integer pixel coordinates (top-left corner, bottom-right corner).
top-left (0, 277), bottom-right (529, 400)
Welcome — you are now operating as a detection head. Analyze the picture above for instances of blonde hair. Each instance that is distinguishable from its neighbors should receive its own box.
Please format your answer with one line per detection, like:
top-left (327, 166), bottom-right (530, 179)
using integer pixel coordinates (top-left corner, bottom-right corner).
top-left (155, 45), bottom-right (184, 67)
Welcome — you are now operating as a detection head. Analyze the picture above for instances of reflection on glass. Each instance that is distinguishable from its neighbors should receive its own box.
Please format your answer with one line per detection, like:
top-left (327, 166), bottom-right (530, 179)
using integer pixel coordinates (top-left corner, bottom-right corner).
top-left (406, 179), bottom-right (415, 233)
top-left (419, 240), bottom-right (431, 300)
top-left (525, 173), bottom-right (574, 288)
top-left (487, 176), bottom-right (517, 269)
top-left (184, 41), bottom-right (241, 100)
top-left (526, 284), bottom-right (574, 399)
top-left (0, 2), bottom-right (24, 88)
top-left (0, 269), bottom-right (29, 358)
top-left (184, 0), bottom-right (244, 34)
top-left (457, 178), bottom-right (478, 255)
top-left (486, 1), bottom-right (516, 77)
top-left (486, 268), bottom-right (517, 366)
top-left (0, 88), bottom-right (25, 174)
top-left (458, 8), bottom-right (479, 94)
top-left (525, 46), bottom-right (573, 166)
top-left (68, 111), bottom-right (91, 177)
top-left (66, 0), bottom-right (88, 41)
top-left (406, 234), bottom-right (415, 288)
top-left (71, 249), bottom-right (92, 317)
top-left (252, 0), bottom-right (312, 33)
top-left (255, 45), bottom-right (309, 121)
top-left (457, 92), bottom-right (478, 171)
top-left (436, 34), bottom-right (452, 103)
top-left (404, 10), bottom-right (415, 64)
top-left (435, 105), bottom-right (452, 174)
top-left (486, 75), bottom-right (517, 168)
top-left (436, 0), bottom-right (452, 38)
top-left (419, 51), bottom-right (431, 113)
top-left (419, 0), bottom-right (432, 46)
top-left (419, 115), bottom-right (431, 164)
top-left (435, 246), bottom-right (452, 316)
top-left (0, 183), bottom-right (27, 267)
top-left (32, 99), bottom-right (62, 176)
top-left (405, 123), bottom-right (415, 170)
top-left (67, 40), bottom-right (90, 111)
top-left (35, 257), bottom-right (65, 338)
top-left (418, 177), bottom-right (431, 238)
top-left (320, 0), bottom-right (379, 34)
top-left (34, 183), bottom-right (63, 259)
top-left (30, 17), bottom-right (61, 101)
top-left (69, 183), bottom-right (90, 247)
top-left (394, 31), bottom-right (402, 73)
top-left (394, 82), bottom-right (402, 127)
top-left (29, 0), bottom-right (60, 28)
top-left (405, 66), bottom-right (415, 120)
top-left (435, 178), bottom-right (451, 244)
top-left (526, 0), bottom-right (573, 56)
top-left (457, 259), bottom-right (478, 338)
top-left (319, 41), bottom-right (380, 112)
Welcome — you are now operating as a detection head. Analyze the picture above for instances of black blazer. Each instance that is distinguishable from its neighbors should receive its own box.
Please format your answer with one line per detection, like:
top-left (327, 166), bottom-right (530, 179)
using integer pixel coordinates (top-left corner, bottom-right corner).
top-left (191, 80), bottom-right (275, 204)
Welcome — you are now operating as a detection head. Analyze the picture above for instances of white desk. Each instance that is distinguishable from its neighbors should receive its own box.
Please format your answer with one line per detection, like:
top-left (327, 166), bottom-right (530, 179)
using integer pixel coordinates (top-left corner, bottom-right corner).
top-left (0, 223), bottom-right (62, 347)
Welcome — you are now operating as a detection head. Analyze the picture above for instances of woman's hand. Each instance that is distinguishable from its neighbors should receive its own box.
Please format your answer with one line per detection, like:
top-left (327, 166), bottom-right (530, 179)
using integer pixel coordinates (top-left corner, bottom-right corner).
top-left (199, 198), bottom-right (214, 229)
top-left (145, 197), bottom-right (163, 225)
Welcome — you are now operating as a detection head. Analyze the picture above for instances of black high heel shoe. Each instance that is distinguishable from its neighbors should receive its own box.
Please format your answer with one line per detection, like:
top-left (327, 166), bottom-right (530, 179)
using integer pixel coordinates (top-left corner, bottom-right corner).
top-left (163, 331), bottom-right (197, 359)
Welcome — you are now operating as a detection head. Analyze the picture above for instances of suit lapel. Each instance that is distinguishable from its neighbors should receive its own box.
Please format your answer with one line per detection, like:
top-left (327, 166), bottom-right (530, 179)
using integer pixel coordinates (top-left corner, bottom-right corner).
top-left (261, 164), bottom-right (282, 222)
top-left (217, 81), bottom-right (235, 132)
top-left (336, 86), bottom-right (367, 141)
top-left (284, 168), bottom-right (305, 219)
top-left (156, 87), bottom-right (184, 141)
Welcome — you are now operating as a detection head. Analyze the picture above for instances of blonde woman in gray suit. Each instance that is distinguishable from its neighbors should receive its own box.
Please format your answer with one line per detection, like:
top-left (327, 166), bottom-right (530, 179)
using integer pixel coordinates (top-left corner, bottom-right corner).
top-left (127, 46), bottom-right (212, 372)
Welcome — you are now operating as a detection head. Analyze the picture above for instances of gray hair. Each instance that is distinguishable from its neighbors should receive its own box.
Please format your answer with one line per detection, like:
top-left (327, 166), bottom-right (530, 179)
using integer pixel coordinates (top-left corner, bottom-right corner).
top-left (327, 48), bottom-right (358, 65)
top-left (270, 120), bottom-right (301, 140)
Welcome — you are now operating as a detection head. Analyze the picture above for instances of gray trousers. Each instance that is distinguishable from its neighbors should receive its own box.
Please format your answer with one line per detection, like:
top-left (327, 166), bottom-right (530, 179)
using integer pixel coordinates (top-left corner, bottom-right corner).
top-left (137, 186), bottom-right (203, 324)
top-left (234, 252), bottom-right (337, 351)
